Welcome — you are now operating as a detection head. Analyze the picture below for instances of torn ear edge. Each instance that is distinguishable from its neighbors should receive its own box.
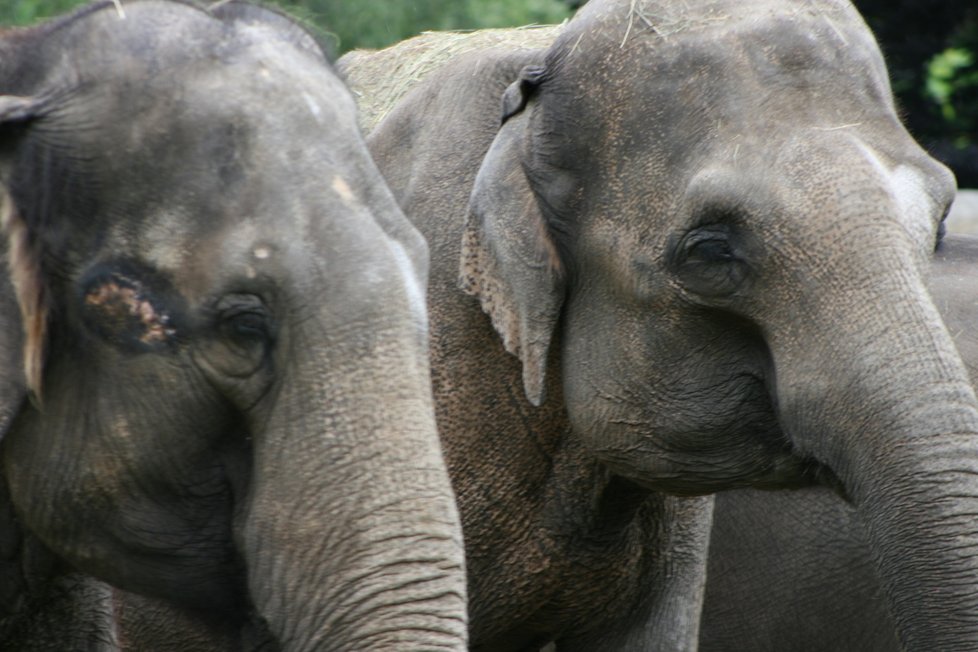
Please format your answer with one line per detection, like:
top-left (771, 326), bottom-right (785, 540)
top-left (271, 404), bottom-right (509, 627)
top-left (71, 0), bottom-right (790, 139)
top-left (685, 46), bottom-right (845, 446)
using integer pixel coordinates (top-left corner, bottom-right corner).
top-left (2, 191), bottom-right (46, 406)
top-left (458, 111), bottom-right (564, 406)
top-left (459, 216), bottom-right (563, 407)
top-left (0, 96), bottom-right (52, 407)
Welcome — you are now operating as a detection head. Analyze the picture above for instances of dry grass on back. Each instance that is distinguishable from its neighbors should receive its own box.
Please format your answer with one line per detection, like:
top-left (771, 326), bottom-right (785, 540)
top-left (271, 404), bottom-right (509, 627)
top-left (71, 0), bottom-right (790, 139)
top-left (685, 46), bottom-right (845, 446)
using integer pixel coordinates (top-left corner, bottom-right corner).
top-left (338, 24), bottom-right (563, 133)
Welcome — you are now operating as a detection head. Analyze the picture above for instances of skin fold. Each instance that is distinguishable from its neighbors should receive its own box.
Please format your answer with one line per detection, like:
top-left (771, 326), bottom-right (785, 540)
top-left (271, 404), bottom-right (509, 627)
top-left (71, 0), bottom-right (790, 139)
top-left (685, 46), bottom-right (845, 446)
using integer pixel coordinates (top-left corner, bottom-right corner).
top-left (347, 0), bottom-right (978, 649)
top-left (0, 1), bottom-right (466, 650)
top-left (699, 232), bottom-right (978, 652)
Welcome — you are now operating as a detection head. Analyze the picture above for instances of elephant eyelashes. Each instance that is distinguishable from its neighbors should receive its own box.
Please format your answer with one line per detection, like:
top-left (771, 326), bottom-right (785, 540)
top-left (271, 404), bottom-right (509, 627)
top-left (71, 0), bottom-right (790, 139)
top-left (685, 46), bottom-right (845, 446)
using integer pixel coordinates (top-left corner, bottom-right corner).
top-left (672, 226), bottom-right (751, 298)
top-left (216, 294), bottom-right (274, 347)
top-left (686, 237), bottom-right (735, 263)
top-left (225, 311), bottom-right (269, 341)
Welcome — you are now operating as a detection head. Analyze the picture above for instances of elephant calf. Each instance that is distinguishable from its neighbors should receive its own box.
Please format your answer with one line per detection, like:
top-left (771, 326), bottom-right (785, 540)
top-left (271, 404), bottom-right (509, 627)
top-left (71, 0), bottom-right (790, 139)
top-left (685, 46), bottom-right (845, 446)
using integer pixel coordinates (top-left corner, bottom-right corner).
top-left (0, 1), bottom-right (466, 650)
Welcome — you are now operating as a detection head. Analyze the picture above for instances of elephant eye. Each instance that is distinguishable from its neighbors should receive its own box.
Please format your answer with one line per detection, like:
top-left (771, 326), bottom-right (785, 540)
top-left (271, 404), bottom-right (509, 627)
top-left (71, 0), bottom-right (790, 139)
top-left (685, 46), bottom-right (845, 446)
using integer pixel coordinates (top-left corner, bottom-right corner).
top-left (226, 311), bottom-right (270, 341)
top-left (686, 235), bottom-right (735, 263)
top-left (672, 226), bottom-right (750, 298)
top-left (193, 293), bottom-right (275, 388)
top-left (215, 294), bottom-right (274, 345)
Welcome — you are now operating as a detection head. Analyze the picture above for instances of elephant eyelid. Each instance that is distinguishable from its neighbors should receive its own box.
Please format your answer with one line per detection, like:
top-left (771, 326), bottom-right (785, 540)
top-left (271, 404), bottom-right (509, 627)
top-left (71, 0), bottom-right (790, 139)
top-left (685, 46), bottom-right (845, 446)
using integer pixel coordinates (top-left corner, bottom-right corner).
top-left (668, 225), bottom-right (754, 300)
top-left (212, 294), bottom-right (275, 341)
top-left (677, 226), bottom-right (743, 264)
top-left (225, 311), bottom-right (271, 339)
top-left (688, 236), bottom-right (734, 261)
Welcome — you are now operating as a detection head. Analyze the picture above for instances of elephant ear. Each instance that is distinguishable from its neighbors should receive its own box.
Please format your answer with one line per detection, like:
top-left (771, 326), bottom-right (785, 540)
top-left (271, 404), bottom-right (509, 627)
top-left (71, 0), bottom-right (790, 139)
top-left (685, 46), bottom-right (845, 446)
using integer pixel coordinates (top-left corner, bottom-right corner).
top-left (0, 226), bottom-right (27, 439)
top-left (1, 95), bottom-right (47, 411)
top-left (459, 71), bottom-right (564, 407)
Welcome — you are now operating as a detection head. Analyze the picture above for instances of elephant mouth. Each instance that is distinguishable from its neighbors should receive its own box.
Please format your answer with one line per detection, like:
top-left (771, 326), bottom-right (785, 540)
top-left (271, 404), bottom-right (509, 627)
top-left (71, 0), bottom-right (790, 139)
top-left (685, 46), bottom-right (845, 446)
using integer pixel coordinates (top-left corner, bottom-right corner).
top-left (616, 446), bottom-right (843, 497)
top-left (752, 453), bottom-right (849, 500)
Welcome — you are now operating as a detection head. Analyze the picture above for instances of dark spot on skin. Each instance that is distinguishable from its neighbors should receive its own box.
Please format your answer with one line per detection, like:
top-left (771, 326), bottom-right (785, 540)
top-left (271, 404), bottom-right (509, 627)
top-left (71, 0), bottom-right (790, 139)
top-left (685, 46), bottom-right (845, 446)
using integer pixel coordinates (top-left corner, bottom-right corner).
top-left (79, 262), bottom-right (185, 353)
top-left (84, 280), bottom-right (174, 345)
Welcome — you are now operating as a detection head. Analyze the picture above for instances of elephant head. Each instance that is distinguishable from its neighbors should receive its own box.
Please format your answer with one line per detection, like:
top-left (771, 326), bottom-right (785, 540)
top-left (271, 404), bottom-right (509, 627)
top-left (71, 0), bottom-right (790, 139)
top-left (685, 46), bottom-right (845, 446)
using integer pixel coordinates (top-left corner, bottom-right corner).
top-left (0, 1), bottom-right (466, 649)
top-left (461, 0), bottom-right (978, 646)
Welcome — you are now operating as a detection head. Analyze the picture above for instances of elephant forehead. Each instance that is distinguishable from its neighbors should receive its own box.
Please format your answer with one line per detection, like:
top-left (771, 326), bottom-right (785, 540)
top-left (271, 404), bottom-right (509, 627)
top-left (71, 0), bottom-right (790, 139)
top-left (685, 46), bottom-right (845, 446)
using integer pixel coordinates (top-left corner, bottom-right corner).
top-left (550, 0), bottom-right (888, 127)
top-left (130, 217), bottom-right (271, 300)
top-left (62, 3), bottom-right (355, 152)
top-left (81, 76), bottom-right (363, 295)
top-left (568, 0), bottom-right (867, 45)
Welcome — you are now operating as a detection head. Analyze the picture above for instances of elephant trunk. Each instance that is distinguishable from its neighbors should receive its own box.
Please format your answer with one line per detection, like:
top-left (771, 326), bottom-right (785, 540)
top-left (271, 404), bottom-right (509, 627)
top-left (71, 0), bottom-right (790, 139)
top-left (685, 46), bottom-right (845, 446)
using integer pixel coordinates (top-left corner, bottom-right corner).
top-left (241, 278), bottom-right (467, 650)
top-left (852, 417), bottom-right (978, 649)
top-left (773, 257), bottom-right (978, 649)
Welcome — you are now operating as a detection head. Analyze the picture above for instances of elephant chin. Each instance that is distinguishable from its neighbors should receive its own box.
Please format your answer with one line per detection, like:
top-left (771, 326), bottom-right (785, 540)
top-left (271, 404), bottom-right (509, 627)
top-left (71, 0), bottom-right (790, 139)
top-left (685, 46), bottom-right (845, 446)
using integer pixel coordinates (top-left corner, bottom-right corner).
top-left (598, 447), bottom-right (834, 497)
top-left (588, 414), bottom-right (840, 496)
top-left (753, 456), bottom-right (848, 499)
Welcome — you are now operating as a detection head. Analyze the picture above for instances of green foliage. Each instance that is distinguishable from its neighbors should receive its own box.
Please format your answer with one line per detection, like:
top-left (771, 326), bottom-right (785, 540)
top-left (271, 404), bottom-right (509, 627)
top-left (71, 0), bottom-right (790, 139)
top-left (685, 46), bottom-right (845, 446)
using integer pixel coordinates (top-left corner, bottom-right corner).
top-left (1, 0), bottom-right (572, 53)
top-left (923, 19), bottom-right (978, 155)
top-left (461, 0), bottom-right (571, 30)
top-left (2, 0), bottom-right (88, 25)
top-left (268, 0), bottom-right (571, 53)
top-left (926, 48), bottom-right (976, 122)
top-left (853, 1), bottom-right (978, 184)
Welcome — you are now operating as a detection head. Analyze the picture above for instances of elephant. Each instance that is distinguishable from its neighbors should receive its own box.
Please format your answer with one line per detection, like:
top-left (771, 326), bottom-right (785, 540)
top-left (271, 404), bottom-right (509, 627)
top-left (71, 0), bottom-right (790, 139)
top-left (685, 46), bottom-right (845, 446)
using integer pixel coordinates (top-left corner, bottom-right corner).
top-left (0, 1), bottom-right (467, 650)
top-left (699, 232), bottom-right (978, 652)
top-left (344, 0), bottom-right (978, 649)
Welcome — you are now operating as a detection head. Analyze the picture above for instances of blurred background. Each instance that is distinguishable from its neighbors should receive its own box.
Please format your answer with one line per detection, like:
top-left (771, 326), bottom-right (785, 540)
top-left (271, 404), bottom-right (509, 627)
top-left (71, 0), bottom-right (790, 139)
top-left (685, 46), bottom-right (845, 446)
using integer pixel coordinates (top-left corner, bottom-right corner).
top-left (3, 0), bottom-right (976, 188)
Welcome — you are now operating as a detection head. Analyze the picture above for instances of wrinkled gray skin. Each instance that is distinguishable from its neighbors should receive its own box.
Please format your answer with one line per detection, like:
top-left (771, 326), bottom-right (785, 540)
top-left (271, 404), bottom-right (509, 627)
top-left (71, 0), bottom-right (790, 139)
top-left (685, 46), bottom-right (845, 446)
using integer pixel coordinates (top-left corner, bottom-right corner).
top-left (356, 0), bottom-right (978, 649)
top-left (699, 233), bottom-right (978, 652)
top-left (0, 2), bottom-right (467, 650)
top-left (701, 489), bottom-right (895, 652)
top-left (111, 588), bottom-right (243, 651)
top-left (0, 566), bottom-right (117, 651)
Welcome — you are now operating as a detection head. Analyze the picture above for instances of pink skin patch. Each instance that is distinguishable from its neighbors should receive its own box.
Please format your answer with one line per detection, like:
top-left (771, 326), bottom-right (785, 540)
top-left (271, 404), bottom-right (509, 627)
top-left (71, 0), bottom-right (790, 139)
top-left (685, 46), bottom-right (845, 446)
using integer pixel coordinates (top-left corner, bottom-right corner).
top-left (84, 281), bottom-right (175, 344)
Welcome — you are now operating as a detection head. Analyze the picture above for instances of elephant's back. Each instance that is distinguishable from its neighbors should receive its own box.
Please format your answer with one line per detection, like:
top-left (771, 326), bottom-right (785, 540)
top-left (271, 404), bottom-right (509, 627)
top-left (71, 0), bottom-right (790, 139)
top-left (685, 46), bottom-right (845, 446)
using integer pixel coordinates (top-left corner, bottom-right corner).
top-left (340, 24), bottom-right (562, 134)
